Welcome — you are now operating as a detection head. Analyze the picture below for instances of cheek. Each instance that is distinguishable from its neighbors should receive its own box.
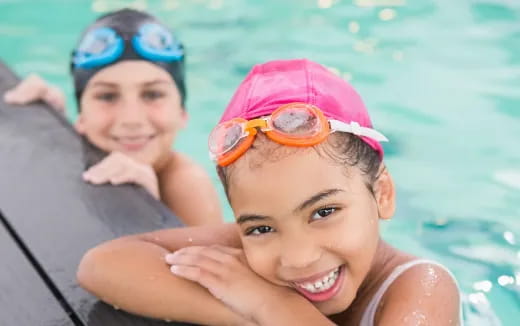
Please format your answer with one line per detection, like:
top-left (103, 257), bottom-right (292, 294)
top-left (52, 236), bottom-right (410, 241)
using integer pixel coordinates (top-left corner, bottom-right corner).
top-left (82, 111), bottom-right (113, 134)
top-left (320, 204), bottom-right (380, 266)
top-left (149, 107), bottom-right (181, 132)
top-left (243, 241), bottom-right (278, 280)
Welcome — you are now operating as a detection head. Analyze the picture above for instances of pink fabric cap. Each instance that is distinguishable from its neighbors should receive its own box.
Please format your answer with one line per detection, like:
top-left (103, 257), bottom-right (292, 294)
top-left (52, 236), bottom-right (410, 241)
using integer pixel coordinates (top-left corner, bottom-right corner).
top-left (219, 59), bottom-right (384, 157)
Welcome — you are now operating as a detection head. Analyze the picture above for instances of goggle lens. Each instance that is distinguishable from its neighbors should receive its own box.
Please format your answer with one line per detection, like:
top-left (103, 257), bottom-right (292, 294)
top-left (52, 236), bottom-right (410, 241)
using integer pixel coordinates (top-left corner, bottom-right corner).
top-left (271, 105), bottom-right (321, 137)
top-left (209, 120), bottom-right (245, 156)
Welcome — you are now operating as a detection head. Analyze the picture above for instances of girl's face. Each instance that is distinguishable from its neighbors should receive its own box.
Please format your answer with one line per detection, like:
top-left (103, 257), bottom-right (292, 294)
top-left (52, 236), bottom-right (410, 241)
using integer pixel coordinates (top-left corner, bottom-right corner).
top-left (75, 60), bottom-right (187, 169)
top-left (229, 144), bottom-right (394, 315)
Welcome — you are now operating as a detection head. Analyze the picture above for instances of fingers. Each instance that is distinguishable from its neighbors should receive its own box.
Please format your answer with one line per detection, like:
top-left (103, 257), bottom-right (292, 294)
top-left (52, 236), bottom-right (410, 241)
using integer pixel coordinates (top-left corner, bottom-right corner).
top-left (3, 74), bottom-right (66, 112)
top-left (82, 152), bottom-right (159, 199)
top-left (4, 74), bottom-right (48, 104)
top-left (83, 154), bottom-right (126, 184)
top-left (165, 246), bottom-right (241, 295)
top-left (42, 85), bottom-right (66, 112)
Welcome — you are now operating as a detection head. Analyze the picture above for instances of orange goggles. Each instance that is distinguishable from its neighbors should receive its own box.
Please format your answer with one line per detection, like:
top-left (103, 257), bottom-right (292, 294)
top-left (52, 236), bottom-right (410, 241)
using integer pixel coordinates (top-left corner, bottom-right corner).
top-left (208, 102), bottom-right (388, 167)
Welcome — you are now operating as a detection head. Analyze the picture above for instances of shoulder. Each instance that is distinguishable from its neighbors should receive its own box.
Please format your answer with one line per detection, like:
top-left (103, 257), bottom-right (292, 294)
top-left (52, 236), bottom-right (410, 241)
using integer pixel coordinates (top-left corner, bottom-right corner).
top-left (159, 152), bottom-right (223, 225)
top-left (161, 152), bottom-right (212, 184)
top-left (375, 261), bottom-right (461, 325)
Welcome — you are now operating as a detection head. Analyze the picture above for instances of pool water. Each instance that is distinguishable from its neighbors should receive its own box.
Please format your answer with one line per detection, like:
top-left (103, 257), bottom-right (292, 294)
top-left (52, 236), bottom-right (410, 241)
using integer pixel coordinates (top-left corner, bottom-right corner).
top-left (1, 0), bottom-right (518, 324)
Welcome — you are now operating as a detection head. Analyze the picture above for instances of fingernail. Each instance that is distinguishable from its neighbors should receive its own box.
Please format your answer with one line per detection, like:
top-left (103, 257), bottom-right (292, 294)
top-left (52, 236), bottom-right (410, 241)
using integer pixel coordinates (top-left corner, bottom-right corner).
top-left (165, 253), bottom-right (175, 264)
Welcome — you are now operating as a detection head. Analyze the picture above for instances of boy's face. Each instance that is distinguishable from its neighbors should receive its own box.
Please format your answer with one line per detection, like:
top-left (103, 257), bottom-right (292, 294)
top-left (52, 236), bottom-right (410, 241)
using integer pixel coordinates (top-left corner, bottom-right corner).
top-left (75, 60), bottom-right (187, 168)
top-left (229, 142), bottom-right (393, 315)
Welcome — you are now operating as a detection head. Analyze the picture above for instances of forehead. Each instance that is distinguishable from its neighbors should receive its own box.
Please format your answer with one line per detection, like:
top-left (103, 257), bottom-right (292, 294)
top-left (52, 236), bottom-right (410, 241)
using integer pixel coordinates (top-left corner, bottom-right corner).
top-left (227, 140), bottom-right (366, 215)
top-left (87, 60), bottom-right (173, 86)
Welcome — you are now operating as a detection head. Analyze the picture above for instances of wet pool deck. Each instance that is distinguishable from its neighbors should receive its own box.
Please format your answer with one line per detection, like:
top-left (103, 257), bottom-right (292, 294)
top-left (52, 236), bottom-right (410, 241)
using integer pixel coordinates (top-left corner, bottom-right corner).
top-left (0, 61), bottom-right (197, 326)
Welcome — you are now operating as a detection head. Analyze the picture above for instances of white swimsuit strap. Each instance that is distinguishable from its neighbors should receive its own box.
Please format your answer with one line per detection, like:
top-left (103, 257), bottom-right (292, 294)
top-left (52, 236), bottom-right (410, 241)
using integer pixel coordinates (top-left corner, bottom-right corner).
top-left (359, 259), bottom-right (461, 326)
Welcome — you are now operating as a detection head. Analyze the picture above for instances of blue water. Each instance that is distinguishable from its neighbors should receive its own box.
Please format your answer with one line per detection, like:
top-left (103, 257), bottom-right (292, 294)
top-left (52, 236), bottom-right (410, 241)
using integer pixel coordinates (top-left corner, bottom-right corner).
top-left (1, 0), bottom-right (518, 324)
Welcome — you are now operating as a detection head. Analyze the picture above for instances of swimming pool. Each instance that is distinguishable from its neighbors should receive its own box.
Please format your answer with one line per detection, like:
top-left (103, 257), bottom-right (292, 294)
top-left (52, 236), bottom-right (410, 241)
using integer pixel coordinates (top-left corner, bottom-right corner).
top-left (1, 0), bottom-right (518, 324)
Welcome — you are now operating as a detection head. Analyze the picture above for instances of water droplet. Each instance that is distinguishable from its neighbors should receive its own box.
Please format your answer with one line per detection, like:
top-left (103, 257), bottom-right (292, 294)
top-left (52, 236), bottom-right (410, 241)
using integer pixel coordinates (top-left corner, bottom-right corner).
top-left (403, 310), bottom-right (427, 325)
top-left (348, 21), bottom-right (360, 34)
top-left (420, 265), bottom-right (439, 296)
top-left (468, 292), bottom-right (489, 306)
top-left (497, 275), bottom-right (514, 286)
top-left (154, 236), bottom-right (160, 241)
top-left (113, 305), bottom-right (120, 310)
top-left (164, 319), bottom-right (171, 323)
top-left (473, 280), bottom-right (492, 292)
top-left (187, 237), bottom-right (193, 243)
top-left (503, 231), bottom-right (516, 245)
top-left (317, 0), bottom-right (334, 9)
top-left (379, 8), bottom-right (397, 21)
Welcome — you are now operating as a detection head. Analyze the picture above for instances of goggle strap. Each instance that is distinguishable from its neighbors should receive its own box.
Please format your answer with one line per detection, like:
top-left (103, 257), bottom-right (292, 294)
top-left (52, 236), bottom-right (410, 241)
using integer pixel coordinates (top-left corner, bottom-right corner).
top-left (330, 120), bottom-right (388, 142)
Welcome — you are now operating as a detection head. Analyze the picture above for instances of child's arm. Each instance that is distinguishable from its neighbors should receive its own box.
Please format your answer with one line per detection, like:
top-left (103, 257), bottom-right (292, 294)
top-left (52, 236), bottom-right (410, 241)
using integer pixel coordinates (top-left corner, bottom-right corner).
top-left (77, 223), bottom-right (250, 325)
top-left (373, 264), bottom-right (461, 326)
top-left (159, 152), bottom-right (224, 225)
top-left (3, 74), bottom-right (66, 112)
top-left (166, 245), bottom-right (338, 326)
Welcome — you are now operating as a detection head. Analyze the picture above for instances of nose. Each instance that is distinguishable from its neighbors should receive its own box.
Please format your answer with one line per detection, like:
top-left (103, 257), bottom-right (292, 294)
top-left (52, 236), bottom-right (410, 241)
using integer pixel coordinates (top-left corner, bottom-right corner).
top-left (116, 99), bottom-right (147, 130)
top-left (279, 229), bottom-right (321, 269)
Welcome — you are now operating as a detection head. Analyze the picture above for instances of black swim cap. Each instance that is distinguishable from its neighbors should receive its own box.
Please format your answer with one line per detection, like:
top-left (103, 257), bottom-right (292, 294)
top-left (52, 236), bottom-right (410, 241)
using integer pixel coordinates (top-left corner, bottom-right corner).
top-left (70, 8), bottom-right (186, 109)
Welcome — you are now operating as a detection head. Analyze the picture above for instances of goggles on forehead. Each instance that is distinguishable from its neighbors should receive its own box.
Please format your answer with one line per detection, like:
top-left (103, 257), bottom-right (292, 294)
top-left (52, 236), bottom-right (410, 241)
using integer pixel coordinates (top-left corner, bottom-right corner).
top-left (209, 102), bottom-right (388, 167)
top-left (72, 23), bottom-right (183, 69)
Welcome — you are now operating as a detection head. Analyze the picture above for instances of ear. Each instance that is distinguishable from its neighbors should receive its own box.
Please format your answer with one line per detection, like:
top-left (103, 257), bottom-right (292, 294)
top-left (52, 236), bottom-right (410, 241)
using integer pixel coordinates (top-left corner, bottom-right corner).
top-left (374, 166), bottom-right (396, 220)
top-left (179, 111), bottom-right (189, 129)
top-left (74, 114), bottom-right (86, 134)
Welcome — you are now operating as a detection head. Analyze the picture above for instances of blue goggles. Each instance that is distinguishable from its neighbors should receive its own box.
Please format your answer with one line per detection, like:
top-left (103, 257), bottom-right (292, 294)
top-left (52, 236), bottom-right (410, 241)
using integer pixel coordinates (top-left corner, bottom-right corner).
top-left (72, 23), bottom-right (184, 69)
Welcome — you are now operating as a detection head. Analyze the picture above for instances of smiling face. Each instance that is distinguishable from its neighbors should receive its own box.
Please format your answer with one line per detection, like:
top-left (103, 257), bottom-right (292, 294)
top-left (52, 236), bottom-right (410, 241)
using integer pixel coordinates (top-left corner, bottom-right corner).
top-left (75, 60), bottom-right (187, 168)
top-left (226, 136), bottom-right (395, 315)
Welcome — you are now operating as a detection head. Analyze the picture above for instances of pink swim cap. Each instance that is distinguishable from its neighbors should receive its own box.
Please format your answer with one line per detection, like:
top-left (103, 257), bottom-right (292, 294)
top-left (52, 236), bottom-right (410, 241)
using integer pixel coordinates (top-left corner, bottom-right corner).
top-left (219, 59), bottom-right (385, 157)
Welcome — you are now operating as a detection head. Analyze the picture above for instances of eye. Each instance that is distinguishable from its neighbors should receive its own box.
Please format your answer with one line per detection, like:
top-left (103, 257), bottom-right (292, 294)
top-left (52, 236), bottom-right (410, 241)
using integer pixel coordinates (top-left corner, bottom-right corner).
top-left (95, 92), bottom-right (118, 103)
top-left (311, 207), bottom-right (337, 221)
top-left (245, 225), bottom-right (274, 236)
top-left (142, 90), bottom-right (164, 101)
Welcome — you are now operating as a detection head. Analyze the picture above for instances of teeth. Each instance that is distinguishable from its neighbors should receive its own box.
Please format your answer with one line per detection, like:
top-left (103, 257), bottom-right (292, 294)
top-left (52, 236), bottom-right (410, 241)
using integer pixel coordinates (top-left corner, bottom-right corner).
top-left (296, 267), bottom-right (340, 293)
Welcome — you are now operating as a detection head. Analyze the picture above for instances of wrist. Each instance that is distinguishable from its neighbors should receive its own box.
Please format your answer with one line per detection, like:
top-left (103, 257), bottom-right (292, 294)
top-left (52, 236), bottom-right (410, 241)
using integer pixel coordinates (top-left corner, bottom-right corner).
top-left (251, 287), bottom-right (295, 325)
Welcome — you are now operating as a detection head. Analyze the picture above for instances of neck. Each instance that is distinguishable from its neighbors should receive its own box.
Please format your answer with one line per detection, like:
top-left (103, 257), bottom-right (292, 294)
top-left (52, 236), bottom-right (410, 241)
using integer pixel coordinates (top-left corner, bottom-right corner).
top-left (330, 239), bottom-right (399, 323)
top-left (357, 239), bottom-right (396, 297)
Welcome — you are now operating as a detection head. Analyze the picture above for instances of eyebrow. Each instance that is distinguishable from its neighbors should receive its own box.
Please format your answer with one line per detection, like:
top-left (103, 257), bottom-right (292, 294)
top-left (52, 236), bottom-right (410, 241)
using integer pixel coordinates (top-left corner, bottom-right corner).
top-left (236, 214), bottom-right (270, 225)
top-left (236, 188), bottom-right (344, 225)
top-left (89, 79), bottom-right (172, 88)
top-left (294, 188), bottom-right (344, 213)
top-left (142, 79), bottom-right (172, 87)
top-left (89, 81), bottom-right (118, 88)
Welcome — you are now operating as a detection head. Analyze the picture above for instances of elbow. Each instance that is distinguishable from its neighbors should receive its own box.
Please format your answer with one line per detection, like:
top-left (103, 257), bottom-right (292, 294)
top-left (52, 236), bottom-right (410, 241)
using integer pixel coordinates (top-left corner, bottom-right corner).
top-left (77, 246), bottom-right (102, 294)
top-left (77, 243), bottom-right (118, 297)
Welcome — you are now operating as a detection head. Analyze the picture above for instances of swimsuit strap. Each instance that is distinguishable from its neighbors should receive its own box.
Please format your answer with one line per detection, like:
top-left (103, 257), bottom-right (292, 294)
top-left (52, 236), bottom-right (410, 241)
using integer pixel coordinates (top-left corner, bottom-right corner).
top-left (359, 259), bottom-right (461, 326)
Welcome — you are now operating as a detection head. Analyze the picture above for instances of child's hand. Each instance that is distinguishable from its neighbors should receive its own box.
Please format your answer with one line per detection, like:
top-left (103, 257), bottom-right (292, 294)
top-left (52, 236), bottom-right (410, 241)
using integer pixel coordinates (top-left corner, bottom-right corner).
top-left (82, 152), bottom-right (160, 199)
top-left (3, 74), bottom-right (66, 112)
top-left (165, 245), bottom-right (289, 324)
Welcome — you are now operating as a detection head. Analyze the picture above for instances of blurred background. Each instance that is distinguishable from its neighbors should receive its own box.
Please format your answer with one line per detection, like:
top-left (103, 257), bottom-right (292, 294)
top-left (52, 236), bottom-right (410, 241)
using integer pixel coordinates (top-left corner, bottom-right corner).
top-left (1, 0), bottom-right (518, 324)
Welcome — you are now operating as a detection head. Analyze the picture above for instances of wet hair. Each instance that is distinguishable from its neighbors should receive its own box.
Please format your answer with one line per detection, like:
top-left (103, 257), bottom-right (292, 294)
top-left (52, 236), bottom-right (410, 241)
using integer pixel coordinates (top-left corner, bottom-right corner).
top-left (217, 132), bottom-right (383, 201)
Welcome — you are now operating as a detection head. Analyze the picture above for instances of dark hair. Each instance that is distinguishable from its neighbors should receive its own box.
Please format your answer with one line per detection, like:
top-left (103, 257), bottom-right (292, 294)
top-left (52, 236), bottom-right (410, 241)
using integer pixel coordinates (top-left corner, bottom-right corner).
top-left (217, 132), bottom-right (383, 201)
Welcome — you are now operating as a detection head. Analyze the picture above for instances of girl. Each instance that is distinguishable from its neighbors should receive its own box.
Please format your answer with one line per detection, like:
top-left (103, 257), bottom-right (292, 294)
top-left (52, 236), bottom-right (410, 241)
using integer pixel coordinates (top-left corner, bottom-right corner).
top-left (4, 9), bottom-right (222, 225)
top-left (77, 59), bottom-right (462, 325)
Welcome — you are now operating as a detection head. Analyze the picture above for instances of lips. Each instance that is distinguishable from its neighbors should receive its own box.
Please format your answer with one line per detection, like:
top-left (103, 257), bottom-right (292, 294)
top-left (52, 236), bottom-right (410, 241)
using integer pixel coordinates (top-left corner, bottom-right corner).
top-left (111, 134), bottom-right (156, 151)
top-left (290, 265), bottom-right (345, 302)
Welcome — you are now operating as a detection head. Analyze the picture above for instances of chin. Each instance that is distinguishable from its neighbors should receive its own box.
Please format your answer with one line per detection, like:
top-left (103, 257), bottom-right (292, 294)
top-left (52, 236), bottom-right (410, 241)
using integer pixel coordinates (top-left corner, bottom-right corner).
top-left (315, 291), bottom-right (354, 316)
top-left (315, 300), bottom-right (348, 316)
